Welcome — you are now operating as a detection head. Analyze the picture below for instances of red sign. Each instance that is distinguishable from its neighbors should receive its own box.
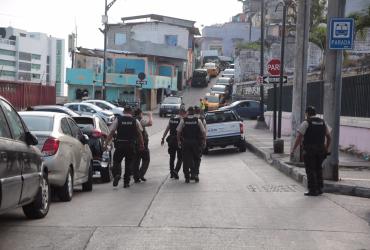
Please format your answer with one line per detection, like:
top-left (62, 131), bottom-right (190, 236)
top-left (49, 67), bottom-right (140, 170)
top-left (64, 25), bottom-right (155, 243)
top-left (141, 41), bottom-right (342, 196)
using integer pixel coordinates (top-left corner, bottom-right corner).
top-left (267, 59), bottom-right (281, 76)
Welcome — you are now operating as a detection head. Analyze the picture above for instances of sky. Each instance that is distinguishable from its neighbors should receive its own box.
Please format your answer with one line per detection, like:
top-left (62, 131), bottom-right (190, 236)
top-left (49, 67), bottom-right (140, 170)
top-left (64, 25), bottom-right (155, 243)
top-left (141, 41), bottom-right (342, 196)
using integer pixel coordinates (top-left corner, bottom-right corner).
top-left (0, 0), bottom-right (243, 67)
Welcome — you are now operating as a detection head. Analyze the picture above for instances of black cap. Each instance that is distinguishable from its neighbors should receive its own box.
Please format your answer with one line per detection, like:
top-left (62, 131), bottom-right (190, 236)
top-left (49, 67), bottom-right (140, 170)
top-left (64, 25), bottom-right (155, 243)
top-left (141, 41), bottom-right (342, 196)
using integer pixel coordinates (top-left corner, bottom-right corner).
top-left (305, 106), bottom-right (316, 116)
top-left (187, 106), bottom-right (194, 113)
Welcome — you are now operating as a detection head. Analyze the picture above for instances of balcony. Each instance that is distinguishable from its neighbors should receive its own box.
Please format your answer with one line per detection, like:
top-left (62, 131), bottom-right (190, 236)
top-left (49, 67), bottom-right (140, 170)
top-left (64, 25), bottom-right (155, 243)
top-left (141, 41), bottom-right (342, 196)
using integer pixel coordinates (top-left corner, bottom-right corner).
top-left (66, 68), bottom-right (177, 90)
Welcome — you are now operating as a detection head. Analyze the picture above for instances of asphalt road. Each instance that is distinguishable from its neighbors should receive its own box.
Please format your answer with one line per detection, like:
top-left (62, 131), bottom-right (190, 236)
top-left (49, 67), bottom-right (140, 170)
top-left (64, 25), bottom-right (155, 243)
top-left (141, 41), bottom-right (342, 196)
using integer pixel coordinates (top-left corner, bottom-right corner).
top-left (1, 77), bottom-right (370, 250)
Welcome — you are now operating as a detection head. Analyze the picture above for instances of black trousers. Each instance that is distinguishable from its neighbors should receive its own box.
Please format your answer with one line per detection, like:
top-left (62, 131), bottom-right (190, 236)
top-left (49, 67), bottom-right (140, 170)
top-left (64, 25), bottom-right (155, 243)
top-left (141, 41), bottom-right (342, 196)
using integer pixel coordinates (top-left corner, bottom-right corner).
top-left (168, 143), bottom-right (182, 174)
top-left (303, 146), bottom-right (325, 193)
top-left (182, 140), bottom-right (202, 179)
top-left (112, 143), bottom-right (135, 184)
top-left (132, 147), bottom-right (150, 180)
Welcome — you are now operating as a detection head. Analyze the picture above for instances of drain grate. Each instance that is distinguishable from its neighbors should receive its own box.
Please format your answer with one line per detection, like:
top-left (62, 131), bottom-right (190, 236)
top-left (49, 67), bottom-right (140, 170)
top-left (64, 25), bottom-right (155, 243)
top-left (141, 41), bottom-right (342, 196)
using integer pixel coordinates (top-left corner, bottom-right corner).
top-left (246, 184), bottom-right (299, 192)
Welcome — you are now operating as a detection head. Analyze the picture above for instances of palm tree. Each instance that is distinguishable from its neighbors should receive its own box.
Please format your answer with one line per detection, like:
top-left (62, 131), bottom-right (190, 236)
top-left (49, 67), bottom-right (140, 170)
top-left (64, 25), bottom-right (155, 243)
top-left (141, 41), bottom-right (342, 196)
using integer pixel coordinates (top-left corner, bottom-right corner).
top-left (348, 5), bottom-right (370, 39)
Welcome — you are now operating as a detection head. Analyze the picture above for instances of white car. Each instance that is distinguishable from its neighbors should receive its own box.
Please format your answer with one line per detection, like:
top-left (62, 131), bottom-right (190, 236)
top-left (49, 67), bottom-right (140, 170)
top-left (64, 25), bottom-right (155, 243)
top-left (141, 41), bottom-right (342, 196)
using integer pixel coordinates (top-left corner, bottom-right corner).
top-left (222, 68), bottom-right (235, 79)
top-left (83, 100), bottom-right (124, 116)
top-left (64, 102), bottom-right (115, 125)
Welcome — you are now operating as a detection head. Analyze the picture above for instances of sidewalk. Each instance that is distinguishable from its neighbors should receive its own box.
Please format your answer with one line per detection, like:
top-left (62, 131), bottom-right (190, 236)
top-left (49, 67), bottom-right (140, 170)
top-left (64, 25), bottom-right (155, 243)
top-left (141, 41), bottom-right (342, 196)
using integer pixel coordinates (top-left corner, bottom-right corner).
top-left (245, 122), bottom-right (370, 198)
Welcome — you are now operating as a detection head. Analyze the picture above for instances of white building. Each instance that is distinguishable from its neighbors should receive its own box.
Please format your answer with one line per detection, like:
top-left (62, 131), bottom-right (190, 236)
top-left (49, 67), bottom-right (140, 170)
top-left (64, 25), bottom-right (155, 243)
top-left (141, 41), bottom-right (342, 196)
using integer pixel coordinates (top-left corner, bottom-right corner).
top-left (0, 27), bottom-right (65, 96)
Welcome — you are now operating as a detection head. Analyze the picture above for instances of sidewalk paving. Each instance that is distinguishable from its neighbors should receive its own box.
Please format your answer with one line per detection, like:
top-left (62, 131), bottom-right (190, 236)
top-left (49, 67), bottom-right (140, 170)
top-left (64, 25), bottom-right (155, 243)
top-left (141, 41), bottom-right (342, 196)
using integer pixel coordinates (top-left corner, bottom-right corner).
top-left (245, 121), bottom-right (370, 198)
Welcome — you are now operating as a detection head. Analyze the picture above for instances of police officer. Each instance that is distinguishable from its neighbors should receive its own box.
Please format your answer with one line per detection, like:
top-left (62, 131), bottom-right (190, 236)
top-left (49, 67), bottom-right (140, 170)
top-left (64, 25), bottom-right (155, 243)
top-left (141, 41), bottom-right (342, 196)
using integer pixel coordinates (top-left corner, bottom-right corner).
top-left (291, 106), bottom-right (331, 196)
top-left (177, 106), bottom-right (206, 183)
top-left (161, 108), bottom-right (186, 179)
top-left (105, 106), bottom-right (144, 188)
top-left (193, 106), bottom-right (207, 179)
top-left (132, 108), bottom-right (152, 182)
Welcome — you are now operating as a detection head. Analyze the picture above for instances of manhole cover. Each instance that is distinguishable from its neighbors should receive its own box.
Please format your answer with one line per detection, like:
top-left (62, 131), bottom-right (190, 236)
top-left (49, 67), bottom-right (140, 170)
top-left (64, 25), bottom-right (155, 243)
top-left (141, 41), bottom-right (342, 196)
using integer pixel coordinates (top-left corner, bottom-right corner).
top-left (246, 184), bottom-right (298, 192)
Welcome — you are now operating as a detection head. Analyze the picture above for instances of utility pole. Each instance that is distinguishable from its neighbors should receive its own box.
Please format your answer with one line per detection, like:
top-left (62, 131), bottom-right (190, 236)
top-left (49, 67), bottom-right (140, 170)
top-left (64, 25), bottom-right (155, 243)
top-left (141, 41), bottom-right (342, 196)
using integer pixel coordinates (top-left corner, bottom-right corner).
top-left (323, 0), bottom-right (346, 181)
top-left (256, 0), bottom-right (268, 129)
top-left (290, 0), bottom-right (311, 162)
top-left (102, 0), bottom-right (117, 100)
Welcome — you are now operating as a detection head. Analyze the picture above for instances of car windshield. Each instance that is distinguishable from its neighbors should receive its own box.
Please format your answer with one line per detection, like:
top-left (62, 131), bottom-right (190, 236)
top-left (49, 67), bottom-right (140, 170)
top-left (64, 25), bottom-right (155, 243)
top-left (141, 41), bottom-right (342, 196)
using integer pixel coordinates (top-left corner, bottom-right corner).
top-left (205, 112), bottom-right (237, 124)
top-left (206, 95), bottom-right (219, 103)
top-left (163, 97), bottom-right (181, 104)
top-left (217, 78), bottom-right (230, 84)
top-left (212, 86), bottom-right (225, 92)
top-left (21, 116), bottom-right (54, 131)
top-left (193, 70), bottom-right (207, 77)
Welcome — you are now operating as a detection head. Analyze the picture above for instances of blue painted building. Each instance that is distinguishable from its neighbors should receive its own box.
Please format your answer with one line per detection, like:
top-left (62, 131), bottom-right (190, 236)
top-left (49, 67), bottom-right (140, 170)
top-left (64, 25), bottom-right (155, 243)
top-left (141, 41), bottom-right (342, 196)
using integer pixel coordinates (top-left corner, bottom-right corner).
top-left (66, 48), bottom-right (177, 110)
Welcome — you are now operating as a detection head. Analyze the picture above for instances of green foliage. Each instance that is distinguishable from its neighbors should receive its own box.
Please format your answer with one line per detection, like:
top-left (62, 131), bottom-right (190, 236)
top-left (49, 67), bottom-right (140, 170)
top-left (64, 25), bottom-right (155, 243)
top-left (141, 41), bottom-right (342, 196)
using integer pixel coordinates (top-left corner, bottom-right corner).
top-left (348, 4), bottom-right (370, 39)
top-left (309, 25), bottom-right (327, 50)
top-left (310, 0), bottom-right (327, 30)
top-left (236, 41), bottom-right (260, 50)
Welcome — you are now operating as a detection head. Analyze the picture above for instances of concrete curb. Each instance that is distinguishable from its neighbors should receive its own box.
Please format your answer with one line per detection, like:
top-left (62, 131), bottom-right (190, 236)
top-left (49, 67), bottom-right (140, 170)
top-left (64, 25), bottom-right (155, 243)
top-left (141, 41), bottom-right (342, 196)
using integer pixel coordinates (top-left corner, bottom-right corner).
top-left (245, 139), bottom-right (370, 199)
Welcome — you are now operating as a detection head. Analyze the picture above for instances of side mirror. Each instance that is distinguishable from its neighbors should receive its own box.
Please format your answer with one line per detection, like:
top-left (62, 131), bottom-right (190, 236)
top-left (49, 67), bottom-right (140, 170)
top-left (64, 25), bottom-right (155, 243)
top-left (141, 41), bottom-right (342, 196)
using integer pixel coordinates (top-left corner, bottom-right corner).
top-left (25, 132), bottom-right (38, 146)
top-left (80, 134), bottom-right (89, 145)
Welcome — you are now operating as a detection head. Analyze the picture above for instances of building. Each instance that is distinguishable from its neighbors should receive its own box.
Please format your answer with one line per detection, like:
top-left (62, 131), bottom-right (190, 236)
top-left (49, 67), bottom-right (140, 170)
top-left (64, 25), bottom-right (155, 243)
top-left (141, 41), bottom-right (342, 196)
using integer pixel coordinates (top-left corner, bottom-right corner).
top-left (0, 27), bottom-right (65, 96)
top-left (106, 14), bottom-right (200, 89)
top-left (66, 47), bottom-right (178, 110)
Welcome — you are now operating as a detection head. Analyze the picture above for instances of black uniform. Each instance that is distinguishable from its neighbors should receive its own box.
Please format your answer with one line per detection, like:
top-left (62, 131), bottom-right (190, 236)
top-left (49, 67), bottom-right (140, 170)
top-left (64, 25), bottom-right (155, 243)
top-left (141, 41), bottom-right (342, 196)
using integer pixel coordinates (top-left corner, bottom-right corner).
top-left (167, 116), bottom-right (182, 177)
top-left (132, 119), bottom-right (150, 181)
top-left (112, 115), bottom-right (138, 185)
top-left (194, 115), bottom-right (206, 174)
top-left (303, 117), bottom-right (327, 194)
top-left (181, 117), bottom-right (202, 181)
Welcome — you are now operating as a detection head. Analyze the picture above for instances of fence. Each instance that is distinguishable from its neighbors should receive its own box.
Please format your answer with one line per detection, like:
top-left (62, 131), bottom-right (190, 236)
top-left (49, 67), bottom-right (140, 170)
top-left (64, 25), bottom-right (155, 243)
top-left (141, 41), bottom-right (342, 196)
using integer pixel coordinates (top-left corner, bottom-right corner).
top-left (266, 74), bottom-right (370, 117)
top-left (0, 80), bottom-right (56, 110)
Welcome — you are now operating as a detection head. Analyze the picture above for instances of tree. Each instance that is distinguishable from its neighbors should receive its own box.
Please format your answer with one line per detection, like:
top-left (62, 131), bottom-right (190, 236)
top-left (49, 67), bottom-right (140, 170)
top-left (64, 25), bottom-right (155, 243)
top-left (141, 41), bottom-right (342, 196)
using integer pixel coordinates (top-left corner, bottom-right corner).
top-left (348, 5), bottom-right (370, 39)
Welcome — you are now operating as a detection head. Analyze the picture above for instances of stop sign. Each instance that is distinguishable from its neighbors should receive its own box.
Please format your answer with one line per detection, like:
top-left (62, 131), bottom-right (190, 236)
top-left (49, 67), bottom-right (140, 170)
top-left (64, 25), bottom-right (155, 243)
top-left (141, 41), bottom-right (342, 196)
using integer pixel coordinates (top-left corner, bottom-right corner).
top-left (267, 59), bottom-right (281, 76)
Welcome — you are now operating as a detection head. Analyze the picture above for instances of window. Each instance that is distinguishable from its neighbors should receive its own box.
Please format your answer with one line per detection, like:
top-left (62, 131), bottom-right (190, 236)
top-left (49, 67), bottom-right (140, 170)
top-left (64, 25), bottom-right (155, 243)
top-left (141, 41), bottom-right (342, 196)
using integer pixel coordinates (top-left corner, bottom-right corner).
top-left (80, 105), bottom-right (96, 113)
top-left (0, 70), bottom-right (16, 77)
top-left (0, 106), bottom-right (11, 138)
top-left (32, 73), bottom-right (40, 79)
top-left (21, 116), bottom-right (54, 131)
top-left (0, 59), bottom-right (16, 67)
top-left (31, 64), bottom-right (41, 70)
top-left (165, 35), bottom-right (178, 46)
top-left (1, 100), bottom-right (25, 141)
top-left (0, 49), bottom-right (16, 56)
top-left (18, 72), bottom-right (31, 81)
top-left (67, 105), bottom-right (79, 111)
top-left (66, 118), bottom-right (82, 139)
top-left (61, 118), bottom-right (72, 136)
top-left (19, 52), bottom-right (31, 61)
top-left (19, 62), bottom-right (31, 71)
top-left (95, 102), bottom-right (111, 110)
top-left (31, 54), bottom-right (41, 60)
top-left (115, 33), bottom-right (126, 45)
top-left (239, 102), bottom-right (250, 108)
top-left (98, 118), bottom-right (110, 135)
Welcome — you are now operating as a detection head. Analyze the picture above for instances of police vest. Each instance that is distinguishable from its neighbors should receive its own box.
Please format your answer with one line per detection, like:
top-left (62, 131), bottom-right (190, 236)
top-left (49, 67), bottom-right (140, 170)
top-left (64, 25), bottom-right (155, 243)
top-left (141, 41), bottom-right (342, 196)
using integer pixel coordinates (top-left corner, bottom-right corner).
top-left (182, 117), bottom-right (200, 140)
top-left (303, 117), bottom-right (326, 146)
top-left (169, 117), bottom-right (181, 136)
top-left (116, 116), bottom-right (137, 142)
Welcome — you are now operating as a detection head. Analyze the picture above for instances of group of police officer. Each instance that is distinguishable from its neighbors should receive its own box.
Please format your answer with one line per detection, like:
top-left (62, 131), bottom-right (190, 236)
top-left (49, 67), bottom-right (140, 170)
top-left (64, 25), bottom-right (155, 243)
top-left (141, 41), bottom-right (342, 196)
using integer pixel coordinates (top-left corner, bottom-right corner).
top-left (105, 104), bottom-right (206, 188)
top-left (105, 106), bottom-right (152, 188)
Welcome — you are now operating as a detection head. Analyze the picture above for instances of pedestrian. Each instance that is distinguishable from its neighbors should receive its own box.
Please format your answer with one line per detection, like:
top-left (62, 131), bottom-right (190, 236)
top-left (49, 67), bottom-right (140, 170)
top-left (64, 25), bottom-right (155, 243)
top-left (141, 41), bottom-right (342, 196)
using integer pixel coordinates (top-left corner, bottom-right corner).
top-left (199, 98), bottom-right (205, 111)
top-left (132, 108), bottom-right (152, 182)
top-left (193, 106), bottom-right (207, 180)
top-left (203, 97), bottom-right (209, 113)
top-left (291, 106), bottom-right (331, 196)
top-left (165, 85), bottom-right (172, 97)
top-left (105, 106), bottom-right (144, 188)
top-left (161, 108), bottom-right (187, 179)
top-left (177, 106), bottom-right (206, 183)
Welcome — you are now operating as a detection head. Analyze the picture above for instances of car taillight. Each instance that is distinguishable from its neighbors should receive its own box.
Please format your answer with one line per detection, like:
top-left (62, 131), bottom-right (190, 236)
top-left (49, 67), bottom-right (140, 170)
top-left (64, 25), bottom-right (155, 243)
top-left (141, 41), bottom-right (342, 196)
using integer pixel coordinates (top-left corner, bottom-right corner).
top-left (240, 122), bottom-right (244, 134)
top-left (92, 129), bottom-right (102, 138)
top-left (42, 137), bottom-right (60, 156)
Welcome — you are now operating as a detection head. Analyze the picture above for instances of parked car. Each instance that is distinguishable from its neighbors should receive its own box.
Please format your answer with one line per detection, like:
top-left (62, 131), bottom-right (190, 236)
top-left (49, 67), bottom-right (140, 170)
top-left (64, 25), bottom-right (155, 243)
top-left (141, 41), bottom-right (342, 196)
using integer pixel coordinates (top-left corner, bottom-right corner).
top-left (72, 115), bottom-right (113, 182)
top-left (216, 77), bottom-right (233, 86)
top-left (191, 69), bottom-right (209, 87)
top-left (64, 102), bottom-right (115, 125)
top-left (30, 105), bottom-right (80, 117)
top-left (219, 100), bottom-right (266, 119)
top-left (0, 96), bottom-right (50, 219)
top-left (83, 100), bottom-right (124, 116)
top-left (204, 110), bottom-right (246, 154)
top-left (159, 96), bottom-right (185, 117)
top-left (19, 111), bottom-right (93, 202)
top-left (204, 62), bottom-right (219, 77)
top-left (222, 68), bottom-right (235, 79)
top-left (204, 93), bottom-right (223, 111)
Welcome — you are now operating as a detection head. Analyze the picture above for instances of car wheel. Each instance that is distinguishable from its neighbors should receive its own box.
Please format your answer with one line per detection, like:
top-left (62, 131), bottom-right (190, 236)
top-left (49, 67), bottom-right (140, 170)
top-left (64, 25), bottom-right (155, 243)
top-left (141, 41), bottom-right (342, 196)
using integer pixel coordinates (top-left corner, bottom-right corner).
top-left (22, 172), bottom-right (50, 219)
top-left (82, 161), bottom-right (93, 191)
top-left (238, 140), bottom-right (247, 152)
top-left (57, 168), bottom-right (73, 202)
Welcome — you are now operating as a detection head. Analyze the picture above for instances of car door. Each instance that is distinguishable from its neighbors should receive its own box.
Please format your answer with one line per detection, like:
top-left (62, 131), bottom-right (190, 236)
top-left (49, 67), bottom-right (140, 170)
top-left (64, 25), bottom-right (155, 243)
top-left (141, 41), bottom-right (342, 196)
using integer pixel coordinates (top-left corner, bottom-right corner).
top-left (236, 101), bottom-right (249, 118)
top-left (67, 118), bottom-right (89, 183)
top-left (80, 104), bottom-right (97, 116)
top-left (0, 99), bottom-right (40, 207)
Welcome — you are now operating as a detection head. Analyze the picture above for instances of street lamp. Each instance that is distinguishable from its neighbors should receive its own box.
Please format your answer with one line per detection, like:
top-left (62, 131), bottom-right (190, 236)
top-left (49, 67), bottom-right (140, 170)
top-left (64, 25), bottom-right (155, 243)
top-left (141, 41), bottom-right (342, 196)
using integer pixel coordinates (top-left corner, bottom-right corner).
top-left (101, 0), bottom-right (118, 100)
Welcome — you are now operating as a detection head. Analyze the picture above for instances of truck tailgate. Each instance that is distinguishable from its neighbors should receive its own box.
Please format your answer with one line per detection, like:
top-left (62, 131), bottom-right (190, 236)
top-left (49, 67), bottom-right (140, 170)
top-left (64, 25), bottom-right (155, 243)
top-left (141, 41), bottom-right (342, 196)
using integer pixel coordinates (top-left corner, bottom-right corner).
top-left (207, 122), bottom-right (241, 139)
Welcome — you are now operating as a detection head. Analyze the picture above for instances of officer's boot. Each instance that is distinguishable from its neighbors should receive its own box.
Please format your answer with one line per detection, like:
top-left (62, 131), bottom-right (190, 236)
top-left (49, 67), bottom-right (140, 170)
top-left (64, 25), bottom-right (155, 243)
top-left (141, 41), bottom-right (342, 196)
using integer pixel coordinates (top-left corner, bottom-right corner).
top-left (194, 175), bottom-right (199, 183)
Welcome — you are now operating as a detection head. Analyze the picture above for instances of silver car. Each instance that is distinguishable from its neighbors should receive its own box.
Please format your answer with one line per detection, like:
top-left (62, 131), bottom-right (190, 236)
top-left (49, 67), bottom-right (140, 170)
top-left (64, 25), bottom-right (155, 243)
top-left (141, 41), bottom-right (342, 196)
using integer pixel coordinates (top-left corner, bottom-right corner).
top-left (82, 100), bottom-right (124, 116)
top-left (64, 102), bottom-right (115, 125)
top-left (19, 111), bottom-right (93, 202)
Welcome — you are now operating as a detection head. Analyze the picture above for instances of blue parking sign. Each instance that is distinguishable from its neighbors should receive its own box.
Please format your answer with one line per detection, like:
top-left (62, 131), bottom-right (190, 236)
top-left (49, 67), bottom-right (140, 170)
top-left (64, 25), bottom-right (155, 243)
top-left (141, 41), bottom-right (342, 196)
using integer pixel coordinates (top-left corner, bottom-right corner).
top-left (329, 18), bottom-right (354, 50)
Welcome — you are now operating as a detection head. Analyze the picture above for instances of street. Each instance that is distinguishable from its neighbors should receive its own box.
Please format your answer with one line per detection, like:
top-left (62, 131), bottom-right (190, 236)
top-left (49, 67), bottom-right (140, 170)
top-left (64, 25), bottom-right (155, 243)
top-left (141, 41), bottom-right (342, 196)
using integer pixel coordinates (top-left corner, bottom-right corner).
top-left (1, 79), bottom-right (370, 250)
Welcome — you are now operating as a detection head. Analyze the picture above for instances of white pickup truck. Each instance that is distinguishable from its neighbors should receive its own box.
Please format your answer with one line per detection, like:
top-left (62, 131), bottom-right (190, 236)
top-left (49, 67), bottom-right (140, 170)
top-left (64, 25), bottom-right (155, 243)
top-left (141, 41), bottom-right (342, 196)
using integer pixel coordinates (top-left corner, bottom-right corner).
top-left (204, 110), bottom-right (247, 154)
